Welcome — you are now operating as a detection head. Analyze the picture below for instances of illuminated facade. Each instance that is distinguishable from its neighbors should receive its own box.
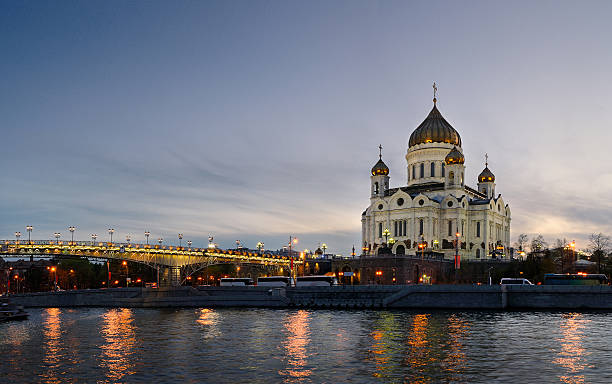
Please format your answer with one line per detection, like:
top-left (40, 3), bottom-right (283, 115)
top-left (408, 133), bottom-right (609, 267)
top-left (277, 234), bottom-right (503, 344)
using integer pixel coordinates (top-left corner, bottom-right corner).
top-left (361, 97), bottom-right (511, 260)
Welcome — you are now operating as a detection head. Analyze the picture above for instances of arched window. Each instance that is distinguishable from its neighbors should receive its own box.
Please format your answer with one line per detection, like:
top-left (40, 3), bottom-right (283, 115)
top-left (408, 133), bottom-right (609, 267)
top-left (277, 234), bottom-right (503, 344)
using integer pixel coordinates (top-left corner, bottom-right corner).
top-left (420, 163), bottom-right (424, 178)
top-left (476, 222), bottom-right (481, 237)
top-left (419, 219), bottom-right (424, 235)
top-left (476, 249), bottom-right (481, 258)
top-left (430, 162), bottom-right (435, 177)
top-left (448, 220), bottom-right (453, 236)
top-left (374, 182), bottom-right (379, 194)
top-left (449, 171), bottom-right (454, 185)
top-left (441, 163), bottom-right (445, 177)
top-left (412, 165), bottom-right (416, 180)
top-left (461, 172), bottom-right (464, 186)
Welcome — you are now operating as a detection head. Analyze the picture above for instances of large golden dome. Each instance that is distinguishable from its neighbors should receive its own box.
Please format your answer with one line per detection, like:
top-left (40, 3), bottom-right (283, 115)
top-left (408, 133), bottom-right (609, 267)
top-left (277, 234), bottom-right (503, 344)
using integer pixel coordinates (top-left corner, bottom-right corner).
top-left (409, 103), bottom-right (461, 147)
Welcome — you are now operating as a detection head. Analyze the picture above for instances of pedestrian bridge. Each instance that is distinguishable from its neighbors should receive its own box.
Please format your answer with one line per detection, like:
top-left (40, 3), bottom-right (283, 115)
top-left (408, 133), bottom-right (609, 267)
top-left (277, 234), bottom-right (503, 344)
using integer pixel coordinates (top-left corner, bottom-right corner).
top-left (0, 240), bottom-right (296, 286)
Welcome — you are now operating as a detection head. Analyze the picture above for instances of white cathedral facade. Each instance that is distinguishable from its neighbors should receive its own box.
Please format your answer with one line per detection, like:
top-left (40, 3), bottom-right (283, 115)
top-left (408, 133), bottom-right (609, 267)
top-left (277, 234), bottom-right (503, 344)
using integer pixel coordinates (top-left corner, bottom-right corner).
top-left (361, 97), bottom-right (511, 260)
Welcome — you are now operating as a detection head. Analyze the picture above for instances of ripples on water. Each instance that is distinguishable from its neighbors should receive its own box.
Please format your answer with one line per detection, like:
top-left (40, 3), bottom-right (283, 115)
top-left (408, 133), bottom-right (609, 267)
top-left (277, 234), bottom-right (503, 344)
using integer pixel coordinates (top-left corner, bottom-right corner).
top-left (1, 308), bottom-right (612, 383)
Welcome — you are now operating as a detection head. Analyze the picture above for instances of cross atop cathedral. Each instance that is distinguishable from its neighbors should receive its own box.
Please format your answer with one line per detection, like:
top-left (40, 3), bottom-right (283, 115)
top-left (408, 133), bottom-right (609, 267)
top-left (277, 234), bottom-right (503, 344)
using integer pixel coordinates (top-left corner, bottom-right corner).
top-left (379, 144), bottom-right (383, 159)
top-left (485, 153), bottom-right (488, 167)
top-left (433, 82), bottom-right (438, 104)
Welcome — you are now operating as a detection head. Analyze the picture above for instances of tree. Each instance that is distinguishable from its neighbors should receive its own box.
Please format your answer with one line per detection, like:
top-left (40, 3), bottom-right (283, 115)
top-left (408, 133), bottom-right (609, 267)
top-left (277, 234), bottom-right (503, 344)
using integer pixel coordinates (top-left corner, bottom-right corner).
top-left (530, 234), bottom-right (547, 254)
top-left (552, 238), bottom-right (569, 273)
top-left (589, 233), bottom-right (610, 274)
top-left (516, 234), bottom-right (529, 251)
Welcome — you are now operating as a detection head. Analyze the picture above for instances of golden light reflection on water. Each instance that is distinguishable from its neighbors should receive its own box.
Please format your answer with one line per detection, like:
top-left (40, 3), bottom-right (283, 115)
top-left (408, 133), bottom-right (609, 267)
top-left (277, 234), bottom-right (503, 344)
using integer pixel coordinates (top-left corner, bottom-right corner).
top-left (196, 308), bottom-right (221, 339)
top-left (40, 308), bottom-right (62, 384)
top-left (99, 308), bottom-right (137, 383)
top-left (404, 313), bottom-right (434, 383)
top-left (369, 312), bottom-right (398, 378)
top-left (442, 314), bottom-right (468, 379)
top-left (554, 313), bottom-right (592, 384)
top-left (279, 310), bottom-right (312, 382)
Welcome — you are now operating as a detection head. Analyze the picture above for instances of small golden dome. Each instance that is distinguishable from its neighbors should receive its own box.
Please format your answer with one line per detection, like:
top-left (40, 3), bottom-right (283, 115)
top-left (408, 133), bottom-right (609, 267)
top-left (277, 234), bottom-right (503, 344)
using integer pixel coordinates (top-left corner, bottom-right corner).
top-left (445, 146), bottom-right (465, 165)
top-left (478, 167), bottom-right (495, 182)
top-left (371, 159), bottom-right (389, 176)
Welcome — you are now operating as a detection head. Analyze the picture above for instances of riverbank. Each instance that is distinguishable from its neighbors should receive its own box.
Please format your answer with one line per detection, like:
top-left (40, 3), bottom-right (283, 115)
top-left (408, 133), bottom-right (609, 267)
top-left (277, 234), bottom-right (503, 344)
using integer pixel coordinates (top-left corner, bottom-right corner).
top-left (7, 285), bottom-right (612, 310)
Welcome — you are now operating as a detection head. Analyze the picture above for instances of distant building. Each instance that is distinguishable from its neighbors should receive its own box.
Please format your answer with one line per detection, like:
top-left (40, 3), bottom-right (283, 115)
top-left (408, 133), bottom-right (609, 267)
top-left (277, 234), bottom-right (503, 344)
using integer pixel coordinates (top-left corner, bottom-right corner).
top-left (362, 95), bottom-right (511, 260)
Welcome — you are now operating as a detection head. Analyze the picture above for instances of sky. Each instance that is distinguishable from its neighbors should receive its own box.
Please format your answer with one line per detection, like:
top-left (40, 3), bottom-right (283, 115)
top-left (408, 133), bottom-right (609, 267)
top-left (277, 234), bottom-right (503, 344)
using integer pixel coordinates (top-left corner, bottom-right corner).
top-left (1, 0), bottom-right (612, 255)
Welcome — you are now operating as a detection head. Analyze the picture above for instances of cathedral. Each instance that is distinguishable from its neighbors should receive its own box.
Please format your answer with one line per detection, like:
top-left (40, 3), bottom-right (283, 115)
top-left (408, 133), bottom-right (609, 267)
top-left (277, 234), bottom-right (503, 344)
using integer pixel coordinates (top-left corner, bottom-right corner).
top-left (361, 94), bottom-right (511, 260)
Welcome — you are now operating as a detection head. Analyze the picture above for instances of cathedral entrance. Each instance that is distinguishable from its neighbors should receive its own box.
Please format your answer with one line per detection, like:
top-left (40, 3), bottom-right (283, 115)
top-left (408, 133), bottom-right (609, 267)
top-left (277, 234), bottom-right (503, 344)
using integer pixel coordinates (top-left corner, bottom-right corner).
top-left (395, 245), bottom-right (405, 255)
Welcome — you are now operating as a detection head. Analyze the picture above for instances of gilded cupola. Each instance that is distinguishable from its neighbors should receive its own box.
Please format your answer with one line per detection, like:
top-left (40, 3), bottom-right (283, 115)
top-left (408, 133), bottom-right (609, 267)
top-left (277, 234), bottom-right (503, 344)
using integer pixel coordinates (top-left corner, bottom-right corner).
top-left (444, 146), bottom-right (465, 165)
top-left (408, 100), bottom-right (461, 148)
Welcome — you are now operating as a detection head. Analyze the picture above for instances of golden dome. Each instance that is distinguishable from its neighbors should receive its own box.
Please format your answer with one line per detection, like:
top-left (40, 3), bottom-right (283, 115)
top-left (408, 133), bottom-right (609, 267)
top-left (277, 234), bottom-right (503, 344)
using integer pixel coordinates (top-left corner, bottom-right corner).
top-left (478, 166), bottom-right (495, 182)
top-left (445, 146), bottom-right (465, 165)
top-left (371, 159), bottom-right (389, 176)
top-left (409, 104), bottom-right (461, 147)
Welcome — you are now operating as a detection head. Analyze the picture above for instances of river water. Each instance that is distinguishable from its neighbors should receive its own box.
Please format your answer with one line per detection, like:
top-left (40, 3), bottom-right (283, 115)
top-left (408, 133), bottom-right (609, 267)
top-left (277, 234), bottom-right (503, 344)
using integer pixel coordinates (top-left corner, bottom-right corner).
top-left (1, 308), bottom-right (611, 383)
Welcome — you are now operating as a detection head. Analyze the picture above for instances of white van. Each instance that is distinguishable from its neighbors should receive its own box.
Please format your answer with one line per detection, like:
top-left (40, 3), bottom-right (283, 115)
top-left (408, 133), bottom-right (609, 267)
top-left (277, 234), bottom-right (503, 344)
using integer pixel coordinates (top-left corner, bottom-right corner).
top-left (500, 278), bottom-right (533, 285)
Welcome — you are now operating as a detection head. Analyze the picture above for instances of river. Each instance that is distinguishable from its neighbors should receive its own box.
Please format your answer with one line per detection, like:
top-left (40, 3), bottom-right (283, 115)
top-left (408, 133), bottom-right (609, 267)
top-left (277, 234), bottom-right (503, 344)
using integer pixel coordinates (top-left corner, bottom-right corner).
top-left (1, 308), bottom-right (611, 383)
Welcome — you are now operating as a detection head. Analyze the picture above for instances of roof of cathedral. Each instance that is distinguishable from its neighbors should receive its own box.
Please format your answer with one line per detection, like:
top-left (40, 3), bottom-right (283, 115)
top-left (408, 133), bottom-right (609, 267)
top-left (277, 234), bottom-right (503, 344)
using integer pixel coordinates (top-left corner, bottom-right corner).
top-left (478, 166), bottom-right (495, 182)
top-left (371, 158), bottom-right (389, 176)
top-left (444, 146), bottom-right (465, 164)
top-left (409, 102), bottom-right (462, 147)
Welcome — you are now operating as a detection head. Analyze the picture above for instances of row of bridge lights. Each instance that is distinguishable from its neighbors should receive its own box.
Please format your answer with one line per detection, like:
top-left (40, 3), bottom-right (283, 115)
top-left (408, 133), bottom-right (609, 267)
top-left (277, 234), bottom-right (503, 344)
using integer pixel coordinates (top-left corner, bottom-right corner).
top-left (14, 226), bottom-right (193, 248)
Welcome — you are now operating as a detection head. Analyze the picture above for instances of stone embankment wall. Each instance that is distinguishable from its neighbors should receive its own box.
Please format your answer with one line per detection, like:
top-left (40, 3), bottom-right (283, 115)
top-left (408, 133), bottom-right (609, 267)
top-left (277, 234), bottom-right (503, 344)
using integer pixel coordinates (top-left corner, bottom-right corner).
top-left (9, 285), bottom-right (612, 310)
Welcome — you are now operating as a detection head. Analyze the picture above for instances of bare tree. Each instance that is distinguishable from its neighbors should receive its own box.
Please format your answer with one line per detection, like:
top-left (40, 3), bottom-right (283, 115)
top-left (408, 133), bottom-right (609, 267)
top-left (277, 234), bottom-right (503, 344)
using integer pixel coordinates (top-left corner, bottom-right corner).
top-left (530, 234), bottom-right (547, 254)
top-left (515, 234), bottom-right (529, 252)
top-left (589, 233), bottom-right (611, 274)
top-left (553, 238), bottom-right (569, 273)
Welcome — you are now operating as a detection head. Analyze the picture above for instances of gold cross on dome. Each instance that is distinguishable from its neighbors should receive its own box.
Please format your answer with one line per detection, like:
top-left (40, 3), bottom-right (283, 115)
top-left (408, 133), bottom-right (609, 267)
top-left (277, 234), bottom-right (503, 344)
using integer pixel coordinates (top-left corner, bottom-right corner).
top-left (485, 153), bottom-right (489, 167)
top-left (379, 144), bottom-right (382, 159)
top-left (433, 82), bottom-right (437, 98)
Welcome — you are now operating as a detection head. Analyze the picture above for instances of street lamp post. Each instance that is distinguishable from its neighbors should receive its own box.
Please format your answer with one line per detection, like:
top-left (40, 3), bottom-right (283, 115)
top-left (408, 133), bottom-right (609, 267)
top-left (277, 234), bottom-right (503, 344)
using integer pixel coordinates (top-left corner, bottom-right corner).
top-left (382, 229), bottom-right (390, 247)
top-left (15, 231), bottom-right (21, 244)
top-left (570, 240), bottom-right (576, 272)
top-left (68, 226), bottom-right (75, 244)
top-left (257, 242), bottom-right (264, 253)
top-left (454, 232), bottom-right (461, 282)
top-left (51, 266), bottom-right (57, 291)
top-left (187, 240), bottom-right (192, 249)
top-left (108, 228), bottom-right (114, 245)
top-left (26, 225), bottom-right (33, 244)
top-left (122, 261), bottom-right (129, 287)
top-left (322, 243), bottom-right (327, 257)
top-left (289, 236), bottom-right (298, 281)
top-left (145, 231), bottom-right (150, 246)
top-left (91, 233), bottom-right (97, 245)
top-left (178, 233), bottom-right (183, 248)
top-left (126, 235), bottom-right (131, 245)
top-left (54, 232), bottom-right (61, 245)
top-left (158, 238), bottom-right (163, 246)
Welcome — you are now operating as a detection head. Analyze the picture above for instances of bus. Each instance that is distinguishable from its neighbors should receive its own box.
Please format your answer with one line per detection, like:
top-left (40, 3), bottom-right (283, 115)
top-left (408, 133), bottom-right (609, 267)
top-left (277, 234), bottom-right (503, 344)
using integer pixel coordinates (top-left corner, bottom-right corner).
top-left (543, 273), bottom-right (609, 286)
top-left (257, 276), bottom-right (294, 287)
top-left (296, 275), bottom-right (339, 287)
top-left (219, 278), bottom-right (254, 287)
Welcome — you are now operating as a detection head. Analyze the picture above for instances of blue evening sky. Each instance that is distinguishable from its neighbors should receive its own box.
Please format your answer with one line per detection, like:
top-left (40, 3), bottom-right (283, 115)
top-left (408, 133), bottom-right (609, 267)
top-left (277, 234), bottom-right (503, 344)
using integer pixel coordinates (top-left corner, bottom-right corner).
top-left (1, 0), bottom-right (611, 254)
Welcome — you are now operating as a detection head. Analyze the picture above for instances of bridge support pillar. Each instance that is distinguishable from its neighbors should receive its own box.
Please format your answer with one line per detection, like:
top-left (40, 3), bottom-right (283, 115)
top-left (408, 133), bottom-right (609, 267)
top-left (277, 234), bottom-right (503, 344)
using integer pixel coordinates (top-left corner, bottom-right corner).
top-left (169, 266), bottom-right (181, 287)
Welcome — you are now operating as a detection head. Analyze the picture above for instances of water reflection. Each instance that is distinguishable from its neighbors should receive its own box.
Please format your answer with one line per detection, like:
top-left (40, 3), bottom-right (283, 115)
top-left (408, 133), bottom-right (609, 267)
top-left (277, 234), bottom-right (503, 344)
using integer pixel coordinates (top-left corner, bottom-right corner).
top-left (40, 308), bottom-right (62, 384)
top-left (196, 308), bottom-right (221, 339)
top-left (99, 308), bottom-right (137, 383)
top-left (280, 310), bottom-right (312, 382)
top-left (369, 312), bottom-right (400, 378)
top-left (554, 313), bottom-right (592, 384)
top-left (442, 314), bottom-right (468, 380)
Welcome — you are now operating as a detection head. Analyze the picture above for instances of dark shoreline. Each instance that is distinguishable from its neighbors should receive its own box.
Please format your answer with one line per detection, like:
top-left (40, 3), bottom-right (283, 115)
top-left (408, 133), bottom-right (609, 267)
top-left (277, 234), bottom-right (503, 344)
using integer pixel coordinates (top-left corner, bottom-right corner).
top-left (7, 284), bottom-right (612, 310)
